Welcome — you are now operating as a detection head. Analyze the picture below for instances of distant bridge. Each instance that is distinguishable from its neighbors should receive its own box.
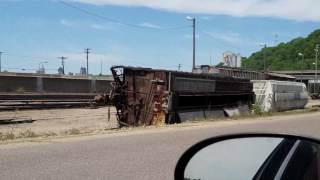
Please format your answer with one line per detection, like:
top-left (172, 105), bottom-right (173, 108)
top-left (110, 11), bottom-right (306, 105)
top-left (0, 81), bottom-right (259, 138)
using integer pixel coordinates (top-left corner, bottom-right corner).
top-left (193, 65), bottom-right (296, 81)
top-left (272, 70), bottom-right (319, 82)
top-left (272, 70), bottom-right (320, 94)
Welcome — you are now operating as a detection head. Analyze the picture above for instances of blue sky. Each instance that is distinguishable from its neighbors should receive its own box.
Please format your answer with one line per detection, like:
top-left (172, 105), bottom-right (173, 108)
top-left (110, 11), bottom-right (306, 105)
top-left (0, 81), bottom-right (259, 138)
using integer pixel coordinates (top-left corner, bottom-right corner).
top-left (0, 0), bottom-right (319, 74)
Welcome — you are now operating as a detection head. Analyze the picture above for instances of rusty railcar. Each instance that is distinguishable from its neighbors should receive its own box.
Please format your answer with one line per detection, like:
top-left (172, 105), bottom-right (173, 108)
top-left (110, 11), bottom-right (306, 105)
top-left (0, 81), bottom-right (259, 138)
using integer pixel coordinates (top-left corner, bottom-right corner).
top-left (110, 66), bottom-right (254, 126)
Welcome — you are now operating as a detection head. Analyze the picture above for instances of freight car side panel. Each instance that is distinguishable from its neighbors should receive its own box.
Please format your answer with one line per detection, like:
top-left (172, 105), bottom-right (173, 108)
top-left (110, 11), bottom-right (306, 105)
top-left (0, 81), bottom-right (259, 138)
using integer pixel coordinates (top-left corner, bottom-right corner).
top-left (172, 77), bottom-right (216, 93)
top-left (167, 73), bottom-right (254, 123)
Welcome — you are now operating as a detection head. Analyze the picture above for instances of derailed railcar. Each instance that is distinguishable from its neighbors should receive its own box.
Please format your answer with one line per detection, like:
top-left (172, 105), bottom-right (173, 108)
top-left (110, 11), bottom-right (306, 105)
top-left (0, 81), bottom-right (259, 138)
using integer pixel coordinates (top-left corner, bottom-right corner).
top-left (252, 80), bottom-right (308, 112)
top-left (110, 66), bottom-right (254, 126)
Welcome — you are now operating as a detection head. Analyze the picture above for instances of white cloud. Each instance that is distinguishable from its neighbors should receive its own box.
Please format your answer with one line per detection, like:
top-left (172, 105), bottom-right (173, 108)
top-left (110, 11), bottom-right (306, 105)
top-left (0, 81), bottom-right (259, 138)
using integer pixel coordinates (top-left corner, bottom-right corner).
top-left (69, 0), bottom-right (320, 22)
top-left (60, 19), bottom-right (115, 31)
top-left (90, 23), bottom-right (115, 30)
top-left (200, 16), bottom-right (210, 20)
top-left (203, 31), bottom-right (241, 43)
top-left (183, 34), bottom-right (200, 39)
top-left (60, 19), bottom-right (74, 26)
top-left (139, 22), bottom-right (161, 29)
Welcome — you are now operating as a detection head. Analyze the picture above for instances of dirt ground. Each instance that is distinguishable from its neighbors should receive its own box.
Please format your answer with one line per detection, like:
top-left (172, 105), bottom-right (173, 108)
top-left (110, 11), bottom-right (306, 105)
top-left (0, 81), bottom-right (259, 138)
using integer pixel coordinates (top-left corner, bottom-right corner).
top-left (0, 107), bottom-right (118, 137)
top-left (1, 99), bottom-right (320, 139)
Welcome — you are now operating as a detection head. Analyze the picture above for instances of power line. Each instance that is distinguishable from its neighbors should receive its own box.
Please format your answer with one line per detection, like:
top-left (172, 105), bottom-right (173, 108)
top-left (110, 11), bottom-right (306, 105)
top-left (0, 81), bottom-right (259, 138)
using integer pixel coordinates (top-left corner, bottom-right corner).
top-left (58, 0), bottom-right (189, 30)
top-left (3, 53), bottom-right (52, 60)
top-left (5, 67), bottom-right (58, 71)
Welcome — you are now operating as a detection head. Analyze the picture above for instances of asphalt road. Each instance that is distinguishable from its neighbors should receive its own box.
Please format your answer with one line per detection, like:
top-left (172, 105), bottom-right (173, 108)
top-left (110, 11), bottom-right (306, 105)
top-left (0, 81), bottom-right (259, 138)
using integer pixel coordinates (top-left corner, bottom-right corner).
top-left (1, 112), bottom-right (320, 180)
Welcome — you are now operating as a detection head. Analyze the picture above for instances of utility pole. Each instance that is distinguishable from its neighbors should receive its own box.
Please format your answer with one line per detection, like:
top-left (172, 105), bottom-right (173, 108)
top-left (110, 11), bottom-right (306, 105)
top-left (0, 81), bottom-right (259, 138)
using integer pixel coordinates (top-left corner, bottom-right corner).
top-left (186, 16), bottom-right (196, 70)
top-left (0, 51), bottom-right (3, 72)
top-left (58, 56), bottom-right (67, 75)
top-left (84, 48), bottom-right (90, 76)
top-left (315, 44), bottom-right (319, 93)
top-left (298, 53), bottom-right (304, 83)
top-left (178, 64), bottom-right (182, 71)
top-left (192, 18), bottom-right (195, 70)
top-left (274, 33), bottom-right (279, 46)
top-left (100, 60), bottom-right (103, 75)
top-left (260, 43), bottom-right (267, 73)
top-left (38, 61), bottom-right (48, 74)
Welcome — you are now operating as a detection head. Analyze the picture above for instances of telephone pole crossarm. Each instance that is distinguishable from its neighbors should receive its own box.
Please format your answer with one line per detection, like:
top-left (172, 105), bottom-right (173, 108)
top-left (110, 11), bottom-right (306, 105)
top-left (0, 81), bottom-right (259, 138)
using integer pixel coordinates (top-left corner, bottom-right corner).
top-left (84, 48), bottom-right (91, 76)
top-left (57, 56), bottom-right (67, 75)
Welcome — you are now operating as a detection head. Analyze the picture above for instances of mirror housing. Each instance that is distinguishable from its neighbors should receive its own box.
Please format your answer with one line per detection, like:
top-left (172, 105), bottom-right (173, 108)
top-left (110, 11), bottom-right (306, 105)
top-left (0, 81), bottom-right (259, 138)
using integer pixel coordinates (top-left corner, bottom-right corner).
top-left (175, 133), bottom-right (320, 180)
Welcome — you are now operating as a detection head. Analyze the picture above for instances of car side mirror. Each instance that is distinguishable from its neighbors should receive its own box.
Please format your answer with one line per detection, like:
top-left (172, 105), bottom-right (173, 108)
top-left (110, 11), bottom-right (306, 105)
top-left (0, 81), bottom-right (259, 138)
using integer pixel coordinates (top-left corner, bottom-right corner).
top-left (175, 134), bottom-right (320, 180)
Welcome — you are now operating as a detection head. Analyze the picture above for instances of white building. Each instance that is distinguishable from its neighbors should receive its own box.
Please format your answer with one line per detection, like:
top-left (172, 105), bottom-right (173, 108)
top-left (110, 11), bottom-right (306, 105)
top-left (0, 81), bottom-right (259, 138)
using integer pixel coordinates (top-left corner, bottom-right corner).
top-left (223, 52), bottom-right (242, 68)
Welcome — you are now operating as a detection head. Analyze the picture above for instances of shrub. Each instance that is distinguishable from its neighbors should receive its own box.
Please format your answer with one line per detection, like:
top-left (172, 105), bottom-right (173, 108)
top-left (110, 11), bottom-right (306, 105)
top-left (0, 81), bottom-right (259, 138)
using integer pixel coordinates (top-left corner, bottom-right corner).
top-left (0, 131), bottom-right (15, 141)
top-left (253, 104), bottom-right (263, 115)
top-left (19, 129), bottom-right (38, 138)
top-left (66, 128), bottom-right (81, 135)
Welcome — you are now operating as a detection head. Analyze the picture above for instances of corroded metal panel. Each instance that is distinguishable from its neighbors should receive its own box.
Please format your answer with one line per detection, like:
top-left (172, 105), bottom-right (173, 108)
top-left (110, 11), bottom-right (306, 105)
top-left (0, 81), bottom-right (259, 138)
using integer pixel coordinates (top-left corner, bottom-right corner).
top-left (173, 77), bottom-right (216, 93)
top-left (111, 66), bottom-right (169, 126)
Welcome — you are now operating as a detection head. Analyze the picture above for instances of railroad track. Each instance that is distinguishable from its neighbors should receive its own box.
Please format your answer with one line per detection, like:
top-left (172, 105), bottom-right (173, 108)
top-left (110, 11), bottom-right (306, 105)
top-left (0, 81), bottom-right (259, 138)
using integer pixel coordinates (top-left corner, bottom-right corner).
top-left (0, 93), bottom-right (97, 110)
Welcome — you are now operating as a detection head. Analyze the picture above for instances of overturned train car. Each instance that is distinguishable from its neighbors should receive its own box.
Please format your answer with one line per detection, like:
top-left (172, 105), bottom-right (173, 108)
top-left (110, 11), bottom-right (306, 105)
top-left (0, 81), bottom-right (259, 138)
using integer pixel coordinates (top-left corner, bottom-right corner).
top-left (110, 66), bottom-right (254, 126)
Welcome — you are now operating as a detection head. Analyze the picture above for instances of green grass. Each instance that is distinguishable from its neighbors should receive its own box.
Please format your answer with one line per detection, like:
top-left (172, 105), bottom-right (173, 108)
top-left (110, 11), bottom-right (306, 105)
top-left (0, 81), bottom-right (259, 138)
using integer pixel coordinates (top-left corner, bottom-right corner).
top-left (0, 129), bottom-right (57, 141)
top-left (188, 107), bottom-right (318, 123)
top-left (18, 129), bottom-right (39, 138)
top-left (0, 128), bottom-right (84, 142)
top-left (0, 131), bottom-right (16, 141)
top-left (42, 131), bottom-right (57, 137)
top-left (66, 128), bottom-right (81, 135)
top-left (253, 104), bottom-right (263, 115)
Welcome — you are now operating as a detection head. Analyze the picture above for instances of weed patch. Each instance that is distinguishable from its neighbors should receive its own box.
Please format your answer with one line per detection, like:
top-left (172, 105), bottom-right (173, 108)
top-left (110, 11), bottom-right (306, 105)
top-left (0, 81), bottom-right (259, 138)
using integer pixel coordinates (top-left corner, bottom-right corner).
top-left (0, 131), bottom-right (16, 141)
top-left (66, 128), bottom-right (81, 135)
top-left (18, 129), bottom-right (39, 138)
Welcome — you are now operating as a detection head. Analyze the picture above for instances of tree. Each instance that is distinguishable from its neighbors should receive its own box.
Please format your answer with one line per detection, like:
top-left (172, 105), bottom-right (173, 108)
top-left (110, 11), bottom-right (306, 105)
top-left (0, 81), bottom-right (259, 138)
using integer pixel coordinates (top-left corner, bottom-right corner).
top-left (243, 29), bottom-right (320, 71)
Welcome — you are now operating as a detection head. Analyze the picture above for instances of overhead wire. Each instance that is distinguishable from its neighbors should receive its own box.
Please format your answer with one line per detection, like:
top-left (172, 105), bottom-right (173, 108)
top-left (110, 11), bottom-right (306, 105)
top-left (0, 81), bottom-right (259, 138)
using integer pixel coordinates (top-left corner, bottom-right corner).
top-left (3, 53), bottom-right (52, 60)
top-left (5, 67), bottom-right (58, 71)
top-left (2, 1), bottom-right (192, 72)
top-left (58, 0), bottom-right (190, 30)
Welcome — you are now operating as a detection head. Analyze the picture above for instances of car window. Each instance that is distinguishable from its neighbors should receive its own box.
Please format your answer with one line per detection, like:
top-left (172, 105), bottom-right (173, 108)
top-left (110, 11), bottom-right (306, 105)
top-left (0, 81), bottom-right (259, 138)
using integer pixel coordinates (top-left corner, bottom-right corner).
top-left (281, 141), bottom-right (320, 180)
top-left (184, 138), bottom-right (282, 180)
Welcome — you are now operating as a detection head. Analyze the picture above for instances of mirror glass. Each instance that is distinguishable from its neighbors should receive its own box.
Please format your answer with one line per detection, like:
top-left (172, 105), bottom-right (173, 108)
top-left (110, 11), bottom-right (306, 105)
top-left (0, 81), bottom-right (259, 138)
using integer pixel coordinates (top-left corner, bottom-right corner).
top-left (184, 137), bottom-right (320, 180)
